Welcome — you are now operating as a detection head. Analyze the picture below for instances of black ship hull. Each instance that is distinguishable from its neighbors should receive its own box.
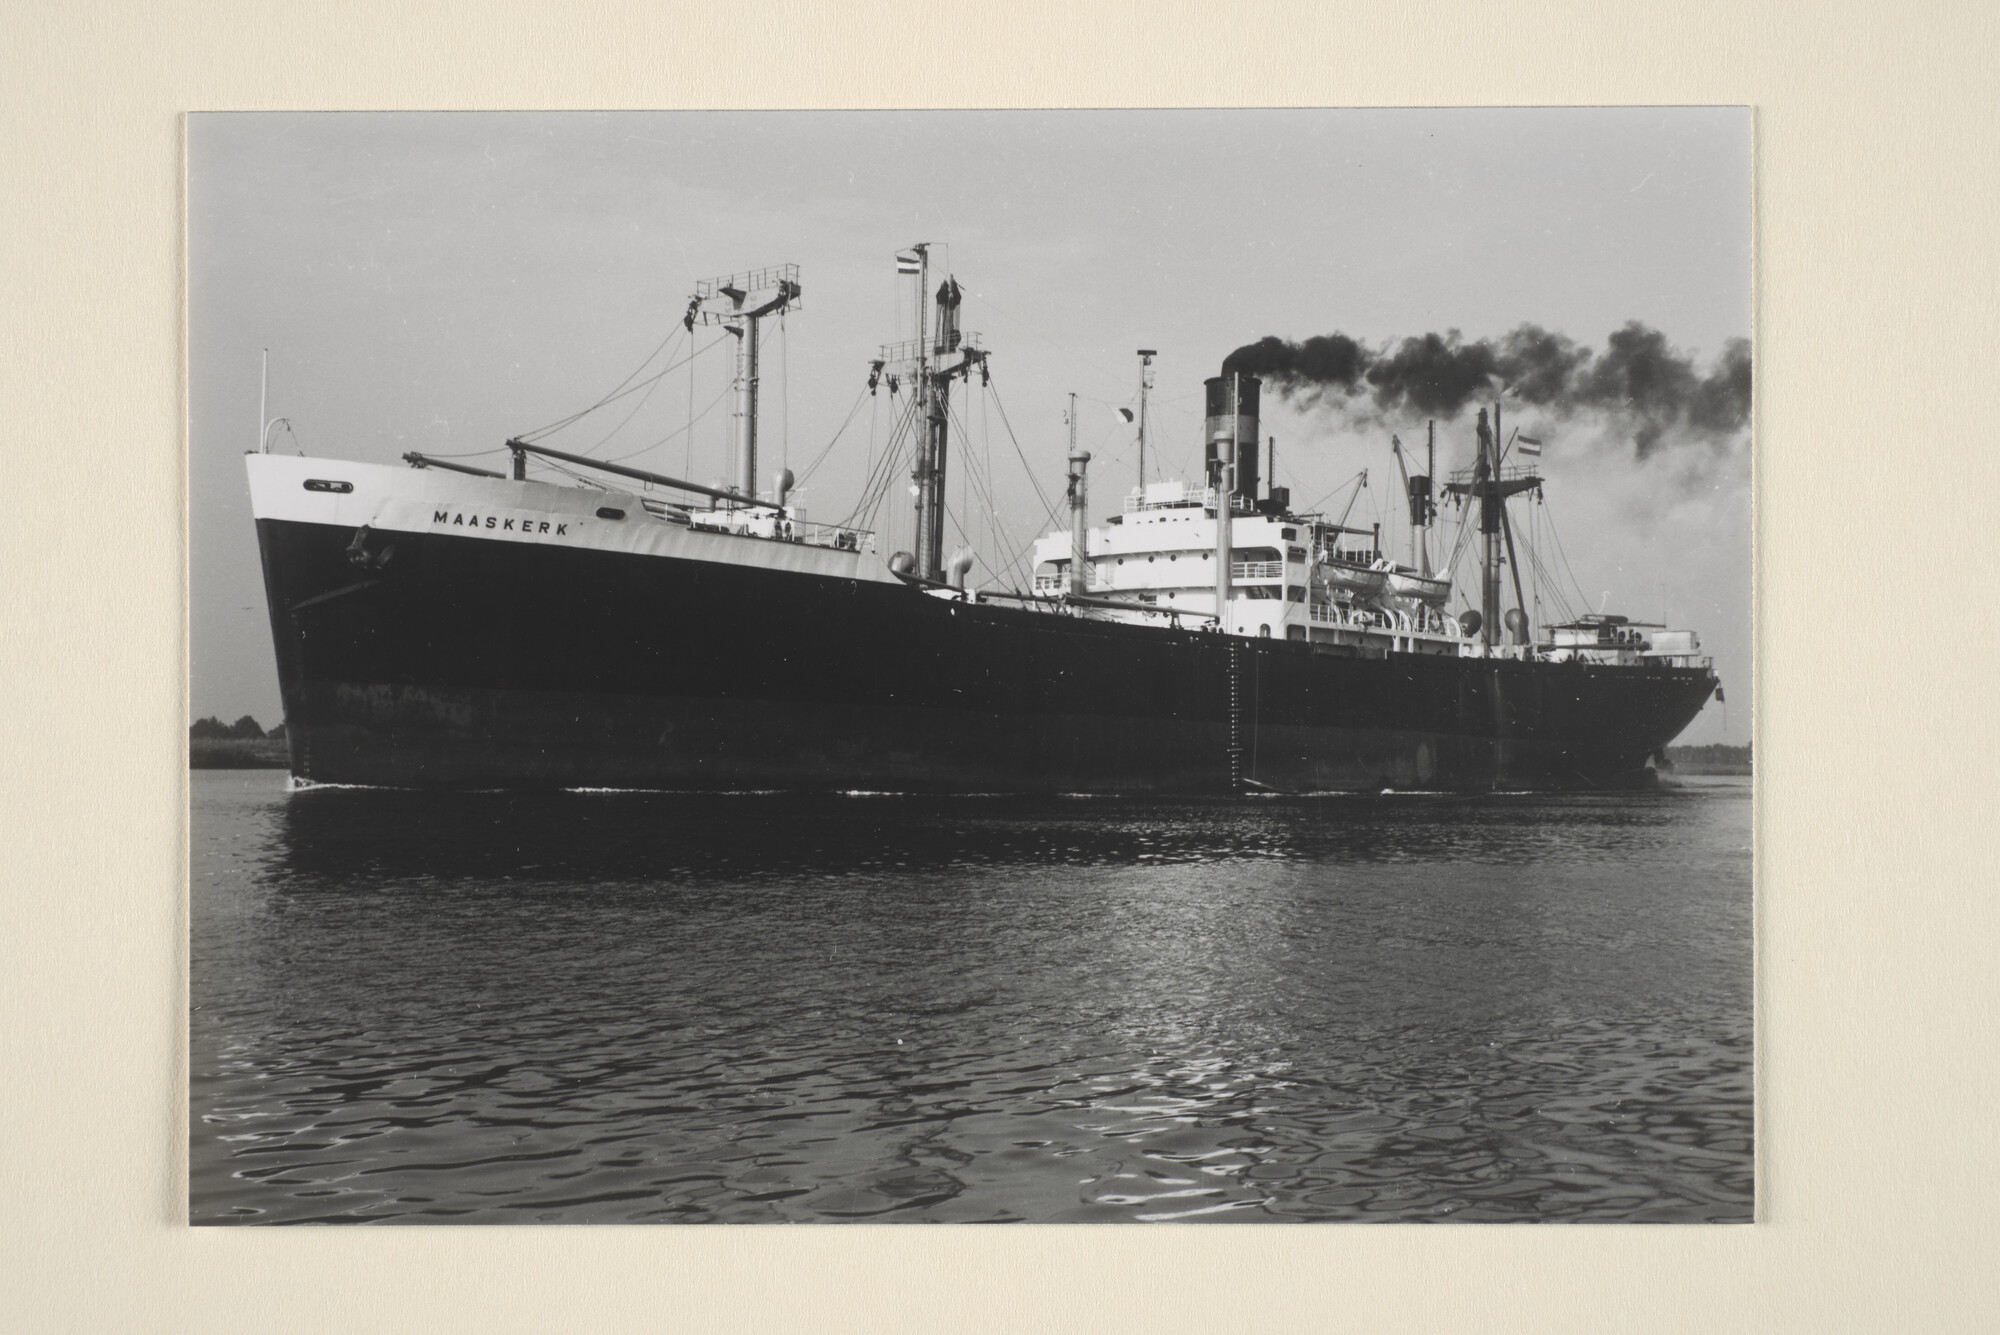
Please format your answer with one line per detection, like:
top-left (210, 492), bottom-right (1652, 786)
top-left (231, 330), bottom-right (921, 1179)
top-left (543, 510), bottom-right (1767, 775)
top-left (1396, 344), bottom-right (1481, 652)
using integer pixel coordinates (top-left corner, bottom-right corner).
top-left (255, 515), bottom-right (1718, 793)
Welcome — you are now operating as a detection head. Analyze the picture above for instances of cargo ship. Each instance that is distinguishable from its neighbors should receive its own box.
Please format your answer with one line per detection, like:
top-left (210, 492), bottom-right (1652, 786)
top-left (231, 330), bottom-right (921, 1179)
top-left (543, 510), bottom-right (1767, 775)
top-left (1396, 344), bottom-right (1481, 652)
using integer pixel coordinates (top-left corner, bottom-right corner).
top-left (246, 250), bottom-right (1720, 792)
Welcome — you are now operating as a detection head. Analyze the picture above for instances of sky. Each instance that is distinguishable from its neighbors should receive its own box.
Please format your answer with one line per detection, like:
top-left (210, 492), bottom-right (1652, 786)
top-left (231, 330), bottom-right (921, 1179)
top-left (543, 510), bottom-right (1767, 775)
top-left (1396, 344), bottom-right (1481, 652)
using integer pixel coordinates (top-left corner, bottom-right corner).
top-left (189, 109), bottom-right (1751, 745)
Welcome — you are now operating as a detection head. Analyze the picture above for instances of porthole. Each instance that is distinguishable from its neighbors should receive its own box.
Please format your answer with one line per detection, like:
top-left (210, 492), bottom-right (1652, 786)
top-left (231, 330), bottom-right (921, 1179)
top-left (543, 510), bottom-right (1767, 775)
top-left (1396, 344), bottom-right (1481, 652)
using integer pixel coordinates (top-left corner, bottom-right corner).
top-left (596, 507), bottom-right (626, 520)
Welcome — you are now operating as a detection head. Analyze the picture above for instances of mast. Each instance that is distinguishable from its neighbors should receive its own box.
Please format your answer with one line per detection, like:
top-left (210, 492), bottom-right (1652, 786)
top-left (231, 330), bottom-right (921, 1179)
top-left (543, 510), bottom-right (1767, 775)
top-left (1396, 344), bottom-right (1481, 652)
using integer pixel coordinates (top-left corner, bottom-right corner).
top-left (1452, 403), bottom-right (1541, 649)
top-left (733, 322), bottom-right (759, 501)
top-left (922, 272), bottom-right (965, 579)
top-left (880, 246), bottom-right (984, 582)
top-left (1214, 373), bottom-right (1238, 627)
top-left (1477, 407), bottom-right (1501, 649)
top-left (687, 265), bottom-right (803, 508)
top-left (913, 244), bottom-right (932, 568)
top-left (1135, 349), bottom-right (1155, 491)
top-left (258, 349), bottom-right (268, 454)
top-left (1496, 412), bottom-right (1533, 646)
top-left (1499, 488), bottom-right (1531, 646)
top-left (1390, 423), bottom-right (1437, 576)
top-left (1066, 393), bottom-right (1090, 597)
top-left (1391, 432), bottom-right (1419, 569)
top-left (1424, 420), bottom-right (1435, 576)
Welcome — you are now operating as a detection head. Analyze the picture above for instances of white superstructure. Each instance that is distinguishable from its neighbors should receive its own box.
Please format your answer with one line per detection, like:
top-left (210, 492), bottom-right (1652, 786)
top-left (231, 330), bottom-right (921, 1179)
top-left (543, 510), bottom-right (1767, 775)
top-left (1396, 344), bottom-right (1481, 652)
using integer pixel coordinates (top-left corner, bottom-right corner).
top-left (1029, 479), bottom-right (1470, 655)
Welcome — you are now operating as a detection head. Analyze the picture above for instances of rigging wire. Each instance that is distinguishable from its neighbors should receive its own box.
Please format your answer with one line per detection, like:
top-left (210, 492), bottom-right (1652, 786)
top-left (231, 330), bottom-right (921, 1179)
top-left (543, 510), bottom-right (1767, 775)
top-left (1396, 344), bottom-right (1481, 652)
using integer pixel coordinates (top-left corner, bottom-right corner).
top-left (794, 388), bottom-right (872, 488)
top-left (408, 445), bottom-right (503, 458)
top-left (839, 393), bottom-right (922, 533)
top-left (980, 378), bottom-right (996, 576)
top-left (418, 326), bottom-right (703, 464)
top-left (945, 399), bottom-right (1036, 589)
top-left (1141, 398), bottom-right (1206, 482)
top-left (850, 443), bottom-right (912, 541)
top-left (865, 386), bottom-right (879, 490)
top-left (520, 332), bottom-right (719, 446)
top-left (983, 376), bottom-right (1066, 534)
top-left (958, 383), bottom-right (969, 558)
top-left (601, 378), bottom-right (734, 465)
top-left (1293, 469), bottom-right (1369, 520)
top-left (685, 326), bottom-right (698, 476)
top-left (965, 290), bottom-right (1136, 392)
top-left (1520, 498), bottom-right (1552, 629)
top-left (937, 429), bottom-right (1034, 591)
top-left (1538, 496), bottom-right (1598, 616)
top-left (1441, 490), bottom-right (1477, 603)
top-left (514, 324), bottom-right (685, 443)
top-left (582, 334), bottom-right (680, 453)
top-left (1515, 520), bottom-right (1578, 627)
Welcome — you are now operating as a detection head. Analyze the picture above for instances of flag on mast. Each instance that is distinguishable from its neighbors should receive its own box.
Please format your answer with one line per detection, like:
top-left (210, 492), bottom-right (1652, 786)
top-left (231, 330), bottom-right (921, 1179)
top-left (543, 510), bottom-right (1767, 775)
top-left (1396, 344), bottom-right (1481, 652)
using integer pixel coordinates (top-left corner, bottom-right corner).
top-left (896, 252), bottom-right (921, 275)
top-left (1516, 434), bottom-right (1544, 458)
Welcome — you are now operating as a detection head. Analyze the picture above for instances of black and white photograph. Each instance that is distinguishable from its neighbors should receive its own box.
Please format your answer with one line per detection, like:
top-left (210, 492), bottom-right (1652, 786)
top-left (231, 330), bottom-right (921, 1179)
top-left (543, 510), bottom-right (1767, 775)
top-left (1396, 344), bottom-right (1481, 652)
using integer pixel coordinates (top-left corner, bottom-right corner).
top-left (188, 108), bottom-right (1752, 1225)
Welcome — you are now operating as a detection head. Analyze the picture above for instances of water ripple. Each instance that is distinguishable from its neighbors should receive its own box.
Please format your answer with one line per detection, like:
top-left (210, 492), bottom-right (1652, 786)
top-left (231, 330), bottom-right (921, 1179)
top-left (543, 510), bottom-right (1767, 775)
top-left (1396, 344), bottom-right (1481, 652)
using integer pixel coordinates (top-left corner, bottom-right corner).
top-left (191, 773), bottom-right (1752, 1223)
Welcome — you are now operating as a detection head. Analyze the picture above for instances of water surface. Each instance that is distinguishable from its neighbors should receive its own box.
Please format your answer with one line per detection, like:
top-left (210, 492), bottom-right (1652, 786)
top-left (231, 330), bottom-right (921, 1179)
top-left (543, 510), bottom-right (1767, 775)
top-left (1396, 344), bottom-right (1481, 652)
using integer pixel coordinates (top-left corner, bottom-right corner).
top-left (190, 772), bottom-right (1752, 1223)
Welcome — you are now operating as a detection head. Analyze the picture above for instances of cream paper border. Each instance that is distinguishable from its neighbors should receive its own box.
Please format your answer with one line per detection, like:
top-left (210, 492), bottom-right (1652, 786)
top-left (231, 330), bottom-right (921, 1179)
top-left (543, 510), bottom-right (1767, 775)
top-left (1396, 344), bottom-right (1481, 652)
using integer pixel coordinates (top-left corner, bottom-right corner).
top-left (5, 1), bottom-right (1994, 1330)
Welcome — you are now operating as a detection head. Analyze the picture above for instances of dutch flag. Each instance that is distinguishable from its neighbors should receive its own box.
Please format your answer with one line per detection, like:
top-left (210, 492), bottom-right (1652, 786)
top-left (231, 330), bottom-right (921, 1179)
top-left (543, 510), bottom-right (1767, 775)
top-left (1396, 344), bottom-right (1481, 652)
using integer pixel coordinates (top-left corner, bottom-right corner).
top-left (896, 252), bottom-right (921, 275)
top-left (1516, 434), bottom-right (1543, 458)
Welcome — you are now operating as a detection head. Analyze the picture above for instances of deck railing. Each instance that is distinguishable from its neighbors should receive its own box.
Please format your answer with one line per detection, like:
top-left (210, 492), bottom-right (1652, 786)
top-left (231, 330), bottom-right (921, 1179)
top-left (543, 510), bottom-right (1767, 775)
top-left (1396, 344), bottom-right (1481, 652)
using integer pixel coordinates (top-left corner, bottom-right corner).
top-left (1122, 487), bottom-right (1257, 515)
top-left (695, 264), bottom-right (800, 301)
top-left (1309, 603), bottom-right (1392, 630)
top-left (794, 523), bottom-right (874, 552)
top-left (1032, 558), bottom-right (1281, 592)
top-left (877, 331), bottom-right (983, 368)
top-left (680, 507), bottom-right (874, 552)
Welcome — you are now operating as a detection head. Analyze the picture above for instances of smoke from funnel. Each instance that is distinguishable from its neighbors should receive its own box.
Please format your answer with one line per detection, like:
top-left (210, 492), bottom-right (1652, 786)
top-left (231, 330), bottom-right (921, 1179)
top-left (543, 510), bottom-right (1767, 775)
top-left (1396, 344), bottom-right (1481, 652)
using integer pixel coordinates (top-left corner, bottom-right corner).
top-left (1221, 321), bottom-right (1750, 458)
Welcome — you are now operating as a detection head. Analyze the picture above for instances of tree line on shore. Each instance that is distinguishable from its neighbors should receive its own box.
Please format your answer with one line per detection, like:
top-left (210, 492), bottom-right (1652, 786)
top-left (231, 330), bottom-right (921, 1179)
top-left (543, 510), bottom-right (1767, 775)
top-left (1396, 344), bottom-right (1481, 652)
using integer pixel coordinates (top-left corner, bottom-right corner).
top-left (190, 715), bottom-right (284, 741)
top-left (1663, 743), bottom-right (1751, 773)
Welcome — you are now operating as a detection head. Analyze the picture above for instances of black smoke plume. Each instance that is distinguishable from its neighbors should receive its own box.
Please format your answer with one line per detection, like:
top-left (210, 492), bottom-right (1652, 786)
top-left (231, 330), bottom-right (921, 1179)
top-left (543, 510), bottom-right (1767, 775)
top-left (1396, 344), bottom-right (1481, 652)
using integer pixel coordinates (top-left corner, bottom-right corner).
top-left (1222, 322), bottom-right (1750, 458)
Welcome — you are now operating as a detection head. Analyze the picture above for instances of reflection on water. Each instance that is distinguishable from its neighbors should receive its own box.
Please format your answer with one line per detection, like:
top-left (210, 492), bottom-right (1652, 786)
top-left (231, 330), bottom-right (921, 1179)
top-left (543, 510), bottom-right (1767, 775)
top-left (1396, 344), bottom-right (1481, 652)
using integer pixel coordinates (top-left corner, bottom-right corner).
top-left (191, 774), bottom-right (1752, 1223)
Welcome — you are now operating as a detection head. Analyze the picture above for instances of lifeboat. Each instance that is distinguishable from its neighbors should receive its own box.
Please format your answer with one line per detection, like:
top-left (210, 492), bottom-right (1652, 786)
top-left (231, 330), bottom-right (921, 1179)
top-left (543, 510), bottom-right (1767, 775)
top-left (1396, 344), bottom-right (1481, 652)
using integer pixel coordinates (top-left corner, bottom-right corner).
top-left (1384, 564), bottom-right (1451, 608)
top-left (1316, 553), bottom-right (1388, 598)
